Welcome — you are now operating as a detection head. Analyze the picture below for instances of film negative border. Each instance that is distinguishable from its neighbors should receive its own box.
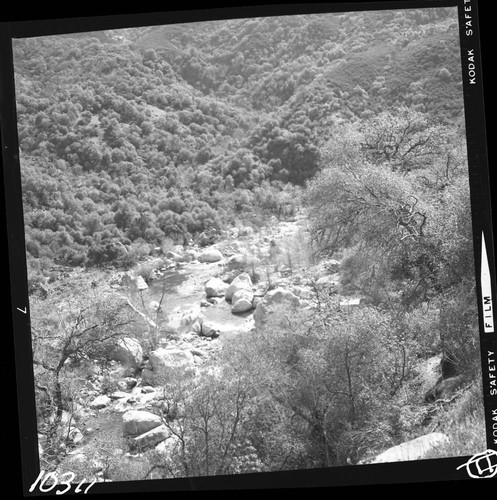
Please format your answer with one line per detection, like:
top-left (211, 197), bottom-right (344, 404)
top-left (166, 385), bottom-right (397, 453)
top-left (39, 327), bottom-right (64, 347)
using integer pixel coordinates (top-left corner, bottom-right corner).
top-left (458, 0), bottom-right (497, 456)
top-left (0, 0), bottom-right (495, 494)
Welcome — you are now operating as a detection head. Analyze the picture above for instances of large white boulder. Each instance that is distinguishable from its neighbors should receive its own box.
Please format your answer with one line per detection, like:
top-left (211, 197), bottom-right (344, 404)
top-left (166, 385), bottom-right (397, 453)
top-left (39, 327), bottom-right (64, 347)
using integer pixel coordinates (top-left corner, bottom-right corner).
top-left (166, 306), bottom-right (203, 334)
top-left (135, 275), bottom-right (148, 291)
top-left (205, 277), bottom-right (229, 298)
top-left (231, 288), bottom-right (254, 313)
top-left (122, 410), bottom-right (162, 437)
top-left (226, 254), bottom-right (247, 268)
top-left (155, 434), bottom-right (181, 457)
top-left (200, 321), bottom-right (220, 338)
top-left (131, 424), bottom-right (170, 450)
top-left (198, 248), bottom-right (223, 263)
top-left (89, 395), bottom-right (111, 410)
top-left (225, 273), bottom-right (253, 302)
top-left (367, 432), bottom-right (450, 464)
top-left (109, 337), bottom-right (143, 368)
top-left (165, 250), bottom-right (183, 262)
top-left (141, 347), bottom-right (195, 386)
top-left (253, 288), bottom-right (301, 327)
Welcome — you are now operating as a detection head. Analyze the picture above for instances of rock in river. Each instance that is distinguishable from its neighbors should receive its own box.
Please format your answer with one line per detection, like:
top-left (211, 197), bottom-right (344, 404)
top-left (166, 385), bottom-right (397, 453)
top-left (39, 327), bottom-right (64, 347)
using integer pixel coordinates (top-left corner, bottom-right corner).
top-left (225, 272), bottom-right (253, 302)
top-left (89, 395), bottom-right (111, 410)
top-left (122, 409), bottom-right (162, 437)
top-left (253, 287), bottom-right (301, 327)
top-left (205, 277), bottom-right (228, 298)
top-left (131, 424), bottom-right (170, 450)
top-left (198, 248), bottom-right (224, 263)
top-left (231, 288), bottom-right (254, 313)
top-left (141, 347), bottom-right (196, 386)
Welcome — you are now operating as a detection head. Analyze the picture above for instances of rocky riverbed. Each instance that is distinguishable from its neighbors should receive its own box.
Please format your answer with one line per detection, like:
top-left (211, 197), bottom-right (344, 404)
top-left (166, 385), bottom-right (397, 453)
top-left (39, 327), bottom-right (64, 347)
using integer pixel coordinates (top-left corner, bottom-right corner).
top-left (54, 215), bottom-right (330, 476)
top-left (45, 214), bottom-right (462, 479)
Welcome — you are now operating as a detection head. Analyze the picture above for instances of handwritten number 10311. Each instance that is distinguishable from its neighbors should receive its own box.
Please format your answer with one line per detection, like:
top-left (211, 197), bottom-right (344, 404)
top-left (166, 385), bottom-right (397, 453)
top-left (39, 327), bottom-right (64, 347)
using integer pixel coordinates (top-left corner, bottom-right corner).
top-left (29, 470), bottom-right (96, 495)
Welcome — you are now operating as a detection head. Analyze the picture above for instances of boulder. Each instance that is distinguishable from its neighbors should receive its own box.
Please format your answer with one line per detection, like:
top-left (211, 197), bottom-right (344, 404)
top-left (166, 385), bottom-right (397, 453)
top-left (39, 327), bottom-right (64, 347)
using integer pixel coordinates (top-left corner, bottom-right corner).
top-left (135, 275), bottom-right (148, 291)
top-left (155, 435), bottom-right (181, 457)
top-left (165, 250), bottom-right (183, 262)
top-left (200, 321), bottom-right (220, 338)
top-left (89, 395), bottom-right (111, 410)
top-left (109, 337), bottom-right (143, 368)
top-left (315, 275), bottom-right (339, 288)
top-left (225, 273), bottom-right (253, 302)
top-left (117, 377), bottom-right (138, 391)
top-left (198, 248), bottom-right (223, 263)
top-left (141, 347), bottom-right (195, 386)
top-left (231, 288), bottom-right (254, 313)
top-left (132, 424), bottom-right (170, 450)
top-left (149, 301), bottom-right (162, 312)
top-left (122, 410), bottom-right (162, 437)
top-left (226, 254), bottom-right (247, 269)
top-left (231, 288), bottom-right (254, 304)
top-left (189, 320), bottom-right (202, 334)
top-left (238, 226), bottom-right (254, 236)
top-left (166, 306), bottom-right (203, 334)
top-left (367, 432), bottom-right (450, 464)
top-left (231, 298), bottom-right (253, 313)
top-left (182, 249), bottom-right (198, 262)
top-left (67, 427), bottom-right (84, 445)
top-left (253, 288), bottom-right (301, 327)
top-left (109, 391), bottom-right (128, 399)
top-left (171, 245), bottom-right (184, 254)
top-left (205, 277), bottom-right (229, 298)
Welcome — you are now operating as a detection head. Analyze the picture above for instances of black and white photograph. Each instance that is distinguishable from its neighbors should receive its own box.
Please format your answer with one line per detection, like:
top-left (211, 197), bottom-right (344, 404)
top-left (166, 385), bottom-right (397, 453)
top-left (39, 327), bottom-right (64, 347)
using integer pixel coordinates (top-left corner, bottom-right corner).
top-left (1, 0), bottom-right (496, 495)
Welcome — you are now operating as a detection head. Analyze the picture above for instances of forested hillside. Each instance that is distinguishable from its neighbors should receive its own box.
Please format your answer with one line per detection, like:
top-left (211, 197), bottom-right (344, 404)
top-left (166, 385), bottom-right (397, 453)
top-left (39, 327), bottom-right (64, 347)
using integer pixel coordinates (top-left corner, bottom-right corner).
top-left (14, 7), bottom-right (464, 275)
top-left (13, 6), bottom-right (486, 484)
